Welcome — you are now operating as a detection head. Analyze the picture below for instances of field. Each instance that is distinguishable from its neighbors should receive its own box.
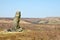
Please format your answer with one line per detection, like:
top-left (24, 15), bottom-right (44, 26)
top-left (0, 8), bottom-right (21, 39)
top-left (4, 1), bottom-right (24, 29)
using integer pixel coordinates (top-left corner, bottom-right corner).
top-left (0, 18), bottom-right (60, 40)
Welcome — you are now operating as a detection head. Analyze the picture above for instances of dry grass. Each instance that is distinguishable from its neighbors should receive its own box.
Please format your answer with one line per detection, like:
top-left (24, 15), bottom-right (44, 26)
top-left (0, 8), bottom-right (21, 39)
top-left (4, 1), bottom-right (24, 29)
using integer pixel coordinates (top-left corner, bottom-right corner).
top-left (0, 23), bottom-right (60, 40)
top-left (0, 30), bottom-right (60, 40)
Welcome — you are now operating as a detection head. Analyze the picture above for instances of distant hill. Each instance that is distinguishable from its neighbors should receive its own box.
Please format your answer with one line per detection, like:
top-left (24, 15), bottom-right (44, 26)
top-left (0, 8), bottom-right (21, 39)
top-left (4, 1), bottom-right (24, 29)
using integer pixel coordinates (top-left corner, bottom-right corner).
top-left (21, 17), bottom-right (60, 24)
top-left (0, 17), bottom-right (60, 24)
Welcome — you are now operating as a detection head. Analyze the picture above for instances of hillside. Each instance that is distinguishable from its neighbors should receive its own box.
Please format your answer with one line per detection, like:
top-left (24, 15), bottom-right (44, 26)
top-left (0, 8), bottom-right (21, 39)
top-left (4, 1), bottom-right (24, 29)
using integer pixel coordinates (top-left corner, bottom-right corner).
top-left (0, 17), bottom-right (60, 30)
top-left (0, 17), bottom-right (60, 24)
top-left (0, 17), bottom-right (60, 40)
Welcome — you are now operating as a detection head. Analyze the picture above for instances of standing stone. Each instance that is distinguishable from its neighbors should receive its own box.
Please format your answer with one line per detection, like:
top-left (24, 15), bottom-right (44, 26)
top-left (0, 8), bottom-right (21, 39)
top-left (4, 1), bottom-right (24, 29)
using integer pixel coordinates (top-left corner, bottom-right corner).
top-left (7, 11), bottom-right (23, 32)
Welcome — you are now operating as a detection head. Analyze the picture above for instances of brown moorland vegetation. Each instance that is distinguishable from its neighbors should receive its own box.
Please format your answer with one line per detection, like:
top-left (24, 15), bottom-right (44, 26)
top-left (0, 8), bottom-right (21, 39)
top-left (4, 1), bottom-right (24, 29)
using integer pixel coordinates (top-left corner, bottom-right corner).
top-left (0, 18), bottom-right (60, 40)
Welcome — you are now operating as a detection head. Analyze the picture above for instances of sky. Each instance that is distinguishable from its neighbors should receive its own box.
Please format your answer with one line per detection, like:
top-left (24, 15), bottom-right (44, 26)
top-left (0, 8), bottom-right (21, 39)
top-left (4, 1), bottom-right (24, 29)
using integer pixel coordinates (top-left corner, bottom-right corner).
top-left (0, 0), bottom-right (60, 18)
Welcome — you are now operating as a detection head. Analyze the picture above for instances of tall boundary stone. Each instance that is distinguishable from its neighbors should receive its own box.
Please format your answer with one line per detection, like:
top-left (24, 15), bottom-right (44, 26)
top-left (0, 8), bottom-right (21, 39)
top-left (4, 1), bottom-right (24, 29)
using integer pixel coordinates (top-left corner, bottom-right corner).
top-left (7, 11), bottom-right (23, 32)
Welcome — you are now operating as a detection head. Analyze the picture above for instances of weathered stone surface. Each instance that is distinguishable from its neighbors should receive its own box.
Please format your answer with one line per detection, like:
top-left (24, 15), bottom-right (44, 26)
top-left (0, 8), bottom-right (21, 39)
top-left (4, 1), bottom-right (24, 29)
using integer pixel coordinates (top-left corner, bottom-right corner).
top-left (7, 11), bottom-right (23, 32)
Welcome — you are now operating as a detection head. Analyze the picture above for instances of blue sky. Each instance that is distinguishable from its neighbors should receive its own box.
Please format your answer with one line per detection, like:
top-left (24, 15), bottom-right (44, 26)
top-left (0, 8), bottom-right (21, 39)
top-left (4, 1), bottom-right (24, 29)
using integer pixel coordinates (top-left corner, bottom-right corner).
top-left (0, 0), bottom-right (60, 18)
